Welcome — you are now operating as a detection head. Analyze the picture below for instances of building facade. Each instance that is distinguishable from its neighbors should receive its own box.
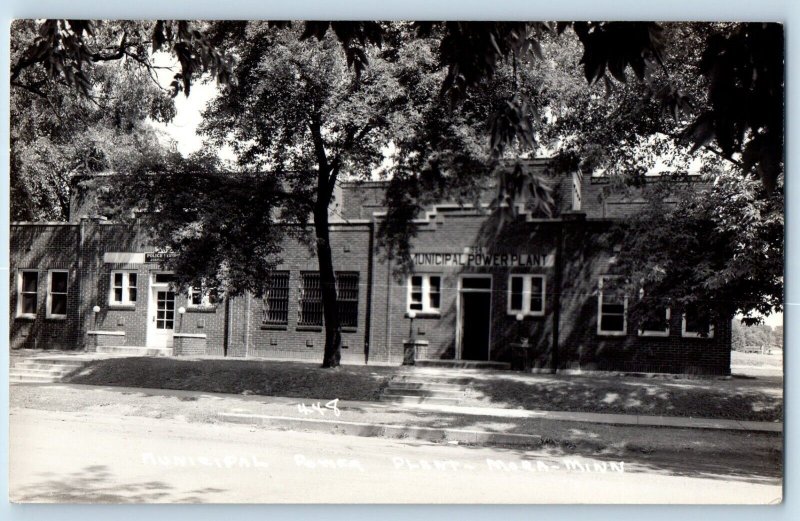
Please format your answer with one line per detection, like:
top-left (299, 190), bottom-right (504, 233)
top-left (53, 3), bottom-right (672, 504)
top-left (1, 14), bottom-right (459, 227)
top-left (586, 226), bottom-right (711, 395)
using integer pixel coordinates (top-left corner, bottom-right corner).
top-left (9, 162), bottom-right (732, 374)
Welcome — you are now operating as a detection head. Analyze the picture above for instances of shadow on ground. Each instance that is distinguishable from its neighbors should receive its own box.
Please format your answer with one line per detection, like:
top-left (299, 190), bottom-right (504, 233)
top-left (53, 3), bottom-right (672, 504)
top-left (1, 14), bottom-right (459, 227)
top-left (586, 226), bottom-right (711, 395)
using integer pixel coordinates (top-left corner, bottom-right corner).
top-left (11, 464), bottom-right (227, 503)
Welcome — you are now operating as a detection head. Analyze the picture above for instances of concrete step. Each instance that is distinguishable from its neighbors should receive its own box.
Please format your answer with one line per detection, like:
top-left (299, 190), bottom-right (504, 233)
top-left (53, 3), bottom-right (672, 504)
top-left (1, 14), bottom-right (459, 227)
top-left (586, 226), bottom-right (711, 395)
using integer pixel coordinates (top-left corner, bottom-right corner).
top-left (96, 345), bottom-right (173, 356)
top-left (382, 387), bottom-right (465, 398)
top-left (379, 394), bottom-right (463, 406)
top-left (385, 381), bottom-right (465, 392)
top-left (391, 374), bottom-right (473, 385)
top-left (12, 362), bottom-right (85, 371)
top-left (414, 360), bottom-right (511, 370)
top-left (8, 367), bottom-right (77, 376)
top-left (9, 373), bottom-right (62, 383)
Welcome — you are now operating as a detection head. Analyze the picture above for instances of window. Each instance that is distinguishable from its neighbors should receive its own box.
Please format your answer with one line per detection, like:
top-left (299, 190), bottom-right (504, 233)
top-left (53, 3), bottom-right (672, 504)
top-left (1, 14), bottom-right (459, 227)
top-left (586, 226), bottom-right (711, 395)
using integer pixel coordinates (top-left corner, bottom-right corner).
top-left (507, 274), bottom-right (546, 316)
top-left (336, 272), bottom-right (360, 329)
top-left (187, 283), bottom-right (214, 308)
top-left (17, 270), bottom-right (38, 318)
top-left (110, 271), bottom-right (137, 306)
top-left (682, 306), bottom-right (715, 338)
top-left (597, 276), bottom-right (627, 335)
top-left (407, 274), bottom-right (441, 314)
top-left (637, 289), bottom-right (670, 336)
top-left (263, 271), bottom-right (290, 325)
top-left (47, 270), bottom-right (69, 318)
top-left (299, 272), bottom-right (323, 327)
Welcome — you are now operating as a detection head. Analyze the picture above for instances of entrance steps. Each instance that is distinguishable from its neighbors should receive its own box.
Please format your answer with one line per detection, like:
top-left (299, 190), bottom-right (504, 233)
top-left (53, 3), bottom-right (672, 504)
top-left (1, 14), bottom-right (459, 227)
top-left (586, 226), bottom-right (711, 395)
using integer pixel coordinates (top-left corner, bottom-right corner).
top-left (380, 373), bottom-right (472, 406)
top-left (413, 359), bottom-right (511, 370)
top-left (9, 358), bottom-right (87, 383)
top-left (95, 345), bottom-right (173, 357)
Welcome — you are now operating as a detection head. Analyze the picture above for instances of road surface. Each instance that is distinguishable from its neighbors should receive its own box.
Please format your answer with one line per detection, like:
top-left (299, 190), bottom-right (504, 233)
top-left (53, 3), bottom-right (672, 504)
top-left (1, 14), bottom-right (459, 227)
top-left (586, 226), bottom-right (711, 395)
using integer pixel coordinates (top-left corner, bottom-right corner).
top-left (9, 408), bottom-right (782, 504)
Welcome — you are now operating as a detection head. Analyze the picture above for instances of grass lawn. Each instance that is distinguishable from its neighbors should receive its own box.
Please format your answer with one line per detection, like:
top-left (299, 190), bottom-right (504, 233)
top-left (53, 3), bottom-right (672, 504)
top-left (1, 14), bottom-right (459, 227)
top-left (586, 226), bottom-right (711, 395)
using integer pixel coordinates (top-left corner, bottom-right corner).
top-left (461, 372), bottom-right (783, 422)
top-left (64, 357), bottom-right (395, 402)
top-left (61, 356), bottom-right (783, 422)
top-left (731, 350), bottom-right (783, 368)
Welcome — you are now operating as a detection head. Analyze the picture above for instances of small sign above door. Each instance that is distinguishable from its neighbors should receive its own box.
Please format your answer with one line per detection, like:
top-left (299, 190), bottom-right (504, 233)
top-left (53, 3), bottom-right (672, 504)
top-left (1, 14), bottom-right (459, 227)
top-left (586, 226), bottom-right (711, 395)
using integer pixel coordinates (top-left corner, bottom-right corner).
top-left (145, 252), bottom-right (178, 263)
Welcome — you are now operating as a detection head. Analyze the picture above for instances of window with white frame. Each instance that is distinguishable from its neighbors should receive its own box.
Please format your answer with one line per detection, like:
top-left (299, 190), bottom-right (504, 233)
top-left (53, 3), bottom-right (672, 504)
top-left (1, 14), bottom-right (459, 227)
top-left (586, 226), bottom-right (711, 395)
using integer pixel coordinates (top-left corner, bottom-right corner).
top-left (47, 270), bottom-right (69, 318)
top-left (682, 305), bottom-right (715, 338)
top-left (637, 289), bottom-right (670, 336)
top-left (507, 274), bottom-right (546, 316)
top-left (597, 276), bottom-right (627, 335)
top-left (110, 271), bottom-right (137, 306)
top-left (17, 270), bottom-right (38, 318)
top-left (188, 284), bottom-right (213, 308)
top-left (407, 274), bottom-right (441, 314)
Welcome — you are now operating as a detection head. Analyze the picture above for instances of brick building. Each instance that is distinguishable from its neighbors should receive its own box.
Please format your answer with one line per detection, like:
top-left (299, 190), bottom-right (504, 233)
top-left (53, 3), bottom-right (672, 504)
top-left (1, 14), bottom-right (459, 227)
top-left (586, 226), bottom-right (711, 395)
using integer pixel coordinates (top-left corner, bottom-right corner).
top-left (9, 161), bottom-right (732, 374)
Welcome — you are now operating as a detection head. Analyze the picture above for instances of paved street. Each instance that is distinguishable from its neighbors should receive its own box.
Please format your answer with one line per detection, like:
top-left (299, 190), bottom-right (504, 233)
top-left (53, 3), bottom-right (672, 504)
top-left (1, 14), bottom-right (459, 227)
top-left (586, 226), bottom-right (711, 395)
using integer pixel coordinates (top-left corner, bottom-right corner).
top-left (9, 408), bottom-right (781, 504)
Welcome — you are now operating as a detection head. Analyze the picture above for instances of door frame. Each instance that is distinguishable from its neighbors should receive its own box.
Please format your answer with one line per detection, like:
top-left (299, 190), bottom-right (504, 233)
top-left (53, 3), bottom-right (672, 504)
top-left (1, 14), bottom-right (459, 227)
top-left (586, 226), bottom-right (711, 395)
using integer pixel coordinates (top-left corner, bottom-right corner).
top-left (456, 274), bottom-right (493, 360)
top-left (146, 271), bottom-right (176, 348)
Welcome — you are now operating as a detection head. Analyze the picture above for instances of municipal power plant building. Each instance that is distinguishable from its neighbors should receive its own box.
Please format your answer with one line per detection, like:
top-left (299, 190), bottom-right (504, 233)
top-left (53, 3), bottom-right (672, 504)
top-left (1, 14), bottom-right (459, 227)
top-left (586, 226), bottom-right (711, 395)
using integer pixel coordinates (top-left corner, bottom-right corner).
top-left (10, 162), bottom-right (732, 375)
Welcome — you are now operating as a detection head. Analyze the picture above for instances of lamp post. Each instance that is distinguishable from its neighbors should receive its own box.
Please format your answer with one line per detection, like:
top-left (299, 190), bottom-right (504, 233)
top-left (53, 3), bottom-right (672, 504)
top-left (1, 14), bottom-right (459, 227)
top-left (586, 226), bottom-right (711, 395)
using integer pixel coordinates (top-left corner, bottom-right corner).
top-left (404, 310), bottom-right (417, 365)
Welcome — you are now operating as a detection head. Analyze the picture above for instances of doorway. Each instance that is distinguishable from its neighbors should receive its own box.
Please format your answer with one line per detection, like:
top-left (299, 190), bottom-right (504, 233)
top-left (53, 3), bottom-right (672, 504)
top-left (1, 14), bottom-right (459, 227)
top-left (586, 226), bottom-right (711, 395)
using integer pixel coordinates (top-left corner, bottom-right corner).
top-left (458, 275), bottom-right (492, 360)
top-left (147, 273), bottom-right (176, 348)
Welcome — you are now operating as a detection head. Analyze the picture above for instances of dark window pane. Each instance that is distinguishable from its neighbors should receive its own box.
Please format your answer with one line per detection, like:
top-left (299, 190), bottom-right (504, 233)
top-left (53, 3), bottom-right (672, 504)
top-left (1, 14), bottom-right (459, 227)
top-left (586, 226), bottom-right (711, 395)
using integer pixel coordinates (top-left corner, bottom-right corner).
top-left (601, 315), bottom-right (625, 332)
top-left (411, 276), bottom-right (422, 292)
top-left (429, 292), bottom-right (440, 309)
top-left (129, 288), bottom-right (137, 303)
top-left (22, 272), bottom-right (38, 293)
top-left (410, 302), bottom-right (423, 311)
top-left (51, 295), bottom-right (67, 315)
top-left (114, 273), bottom-right (123, 286)
top-left (510, 276), bottom-right (523, 311)
top-left (22, 294), bottom-right (37, 314)
top-left (51, 272), bottom-right (68, 293)
top-left (462, 277), bottom-right (490, 290)
top-left (602, 303), bottom-right (625, 316)
top-left (155, 273), bottom-right (175, 283)
top-left (114, 288), bottom-right (123, 302)
top-left (128, 273), bottom-right (137, 286)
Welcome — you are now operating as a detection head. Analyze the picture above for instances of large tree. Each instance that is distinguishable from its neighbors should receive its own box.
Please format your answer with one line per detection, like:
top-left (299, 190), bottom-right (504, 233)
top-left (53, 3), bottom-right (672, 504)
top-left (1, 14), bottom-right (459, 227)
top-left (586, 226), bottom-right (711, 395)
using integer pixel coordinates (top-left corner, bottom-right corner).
top-left (10, 20), bottom-right (179, 221)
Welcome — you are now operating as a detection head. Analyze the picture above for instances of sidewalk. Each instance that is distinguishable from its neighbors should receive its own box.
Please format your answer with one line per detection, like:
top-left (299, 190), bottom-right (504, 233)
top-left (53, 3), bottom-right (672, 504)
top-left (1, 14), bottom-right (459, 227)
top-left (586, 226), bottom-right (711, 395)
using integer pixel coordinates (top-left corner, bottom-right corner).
top-left (10, 382), bottom-right (782, 451)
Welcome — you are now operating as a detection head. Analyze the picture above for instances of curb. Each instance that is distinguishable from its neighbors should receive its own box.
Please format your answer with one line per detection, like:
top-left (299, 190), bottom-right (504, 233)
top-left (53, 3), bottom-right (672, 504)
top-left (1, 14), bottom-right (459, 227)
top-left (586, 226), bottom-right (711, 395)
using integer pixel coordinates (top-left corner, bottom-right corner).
top-left (218, 412), bottom-right (544, 447)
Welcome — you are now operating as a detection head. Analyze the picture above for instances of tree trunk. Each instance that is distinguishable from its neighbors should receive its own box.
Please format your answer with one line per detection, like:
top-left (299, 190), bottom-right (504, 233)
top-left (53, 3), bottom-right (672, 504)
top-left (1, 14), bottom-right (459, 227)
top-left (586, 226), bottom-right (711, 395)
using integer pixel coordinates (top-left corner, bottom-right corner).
top-left (314, 204), bottom-right (342, 368)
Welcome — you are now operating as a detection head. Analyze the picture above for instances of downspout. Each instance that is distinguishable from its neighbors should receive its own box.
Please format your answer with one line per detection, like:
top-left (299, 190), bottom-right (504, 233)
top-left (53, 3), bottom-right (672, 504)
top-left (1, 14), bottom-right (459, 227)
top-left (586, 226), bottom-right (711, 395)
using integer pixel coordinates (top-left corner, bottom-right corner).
top-left (363, 222), bottom-right (375, 364)
top-left (385, 256), bottom-right (393, 364)
top-left (551, 219), bottom-right (564, 374)
top-left (244, 292), bottom-right (251, 357)
top-left (223, 296), bottom-right (230, 357)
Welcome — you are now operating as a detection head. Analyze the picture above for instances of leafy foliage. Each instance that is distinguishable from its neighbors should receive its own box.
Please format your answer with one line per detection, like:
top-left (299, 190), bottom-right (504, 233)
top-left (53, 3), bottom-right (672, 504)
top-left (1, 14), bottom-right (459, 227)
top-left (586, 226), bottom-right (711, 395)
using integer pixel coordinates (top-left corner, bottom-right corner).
top-left (605, 171), bottom-right (783, 325)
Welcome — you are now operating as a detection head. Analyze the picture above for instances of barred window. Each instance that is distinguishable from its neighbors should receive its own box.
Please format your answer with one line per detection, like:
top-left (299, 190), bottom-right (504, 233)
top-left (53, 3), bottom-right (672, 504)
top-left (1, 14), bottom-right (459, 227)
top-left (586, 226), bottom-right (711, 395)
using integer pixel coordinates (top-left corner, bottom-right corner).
top-left (336, 272), bottom-right (359, 329)
top-left (263, 271), bottom-right (290, 325)
top-left (298, 272), bottom-right (323, 327)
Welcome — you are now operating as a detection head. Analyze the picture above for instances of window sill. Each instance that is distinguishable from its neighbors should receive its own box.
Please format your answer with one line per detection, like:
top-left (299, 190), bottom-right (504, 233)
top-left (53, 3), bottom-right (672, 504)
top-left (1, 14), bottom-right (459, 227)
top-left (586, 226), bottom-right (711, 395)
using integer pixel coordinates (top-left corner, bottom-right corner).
top-left (186, 306), bottom-right (217, 313)
top-left (507, 311), bottom-right (545, 318)
top-left (108, 304), bottom-right (136, 311)
top-left (296, 325), bottom-right (323, 332)
top-left (597, 331), bottom-right (627, 337)
top-left (15, 314), bottom-right (36, 321)
top-left (682, 333), bottom-right (715, 339)
top-left (45, 315), bottom-right (67, 321)
top-left (341, 327), bottom-right (358, 333)
top-left (405, 311), bottom-right (441, 319)
top-left (261, 324), bottom-right (288, 331)
top-left (639, 330), bottom-right (670, 337)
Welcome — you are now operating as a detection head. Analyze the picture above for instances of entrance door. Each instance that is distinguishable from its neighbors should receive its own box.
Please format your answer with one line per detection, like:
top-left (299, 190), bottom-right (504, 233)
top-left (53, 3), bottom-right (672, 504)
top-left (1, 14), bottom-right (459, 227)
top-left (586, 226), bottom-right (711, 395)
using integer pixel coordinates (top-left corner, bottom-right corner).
top-left (147, 284), bottom-right (175, 348)
top-left (459, 276), bottom-right (492, 360)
